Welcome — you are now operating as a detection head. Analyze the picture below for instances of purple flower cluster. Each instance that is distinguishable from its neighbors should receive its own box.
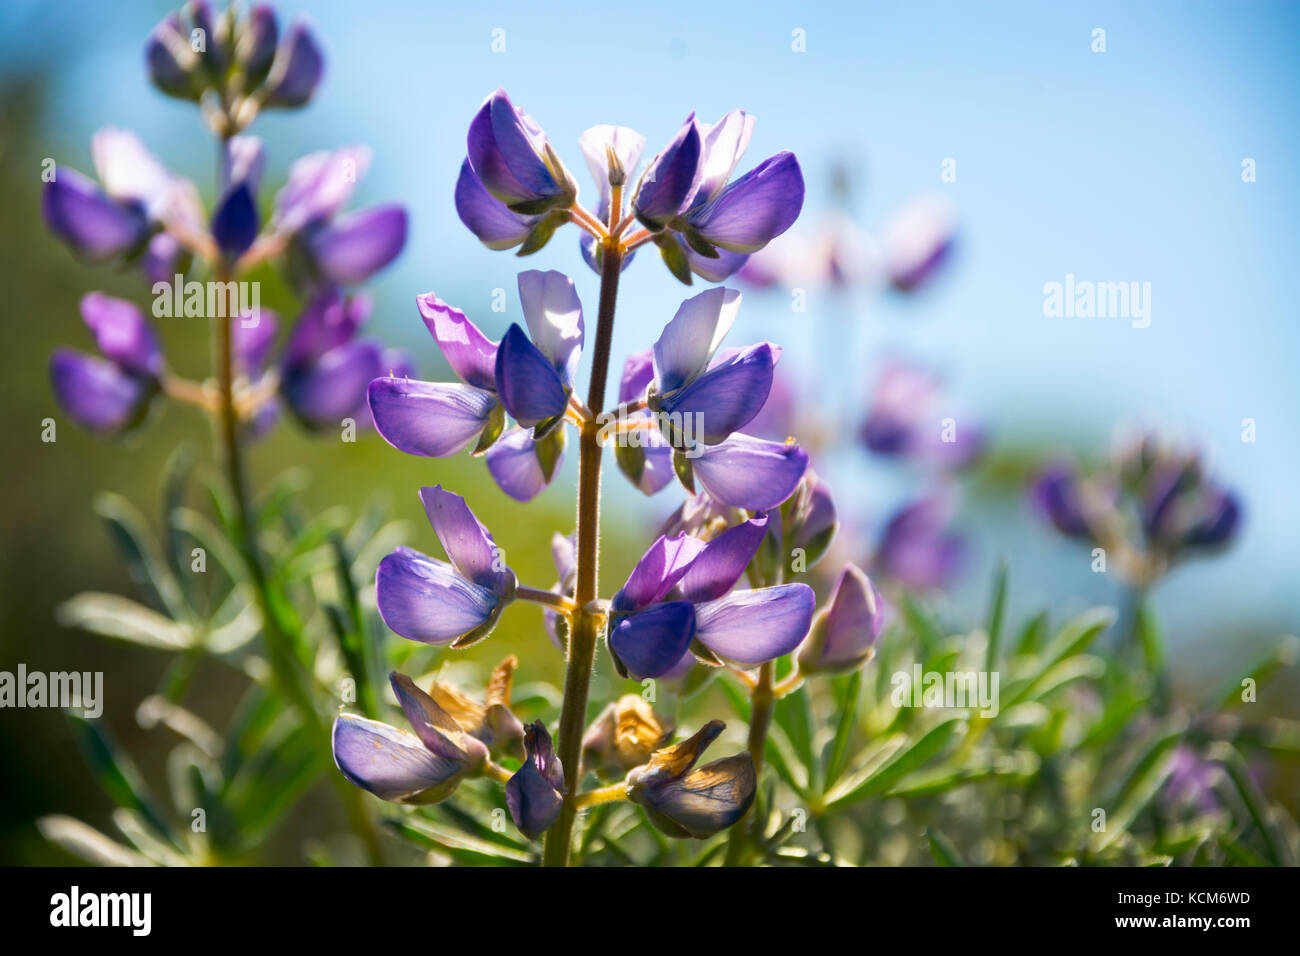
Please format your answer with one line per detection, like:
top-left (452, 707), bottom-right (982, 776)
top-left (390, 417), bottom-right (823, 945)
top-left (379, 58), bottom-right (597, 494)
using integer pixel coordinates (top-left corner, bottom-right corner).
top-left (42, 9), bottom-right (409, 440)
top-left (1031, 433), bottom-right (1241, 582)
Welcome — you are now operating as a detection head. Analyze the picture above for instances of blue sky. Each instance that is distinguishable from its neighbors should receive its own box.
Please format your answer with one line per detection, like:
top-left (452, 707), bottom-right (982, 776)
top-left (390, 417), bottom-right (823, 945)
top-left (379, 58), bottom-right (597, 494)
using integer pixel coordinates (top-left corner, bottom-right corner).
top-left (4, 0), bottom-right (1298, 670)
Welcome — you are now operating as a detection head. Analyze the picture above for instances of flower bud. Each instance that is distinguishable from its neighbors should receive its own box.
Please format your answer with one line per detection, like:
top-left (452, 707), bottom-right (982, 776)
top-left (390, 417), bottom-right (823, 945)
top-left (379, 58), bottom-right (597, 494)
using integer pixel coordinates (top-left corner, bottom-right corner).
top-left (626, 721), bottom-right (755, 839)
top-left (506, 722), bottom-right (565, 839)
top-left (582, 695), bottom-right (670, 773)
top-left (797, 563), bottom-right (883, 675)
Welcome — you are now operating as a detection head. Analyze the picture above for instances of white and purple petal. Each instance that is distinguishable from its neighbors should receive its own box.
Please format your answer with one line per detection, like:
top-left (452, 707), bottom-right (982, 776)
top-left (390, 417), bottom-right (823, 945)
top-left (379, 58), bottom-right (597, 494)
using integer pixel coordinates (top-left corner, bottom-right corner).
top-left (517, 270), bottom-right (584, 385)
top-left (652, 287), bottom-right (742, 394)
top-left (692, 434), bottom-right (808, 510)
top-left (418, 485), bottom-right (506, 592)
top-left (688, 151), bottom-right (804, 254)
top-left (375, 546), bottom-right (499, 645)
top-left (693, 584), bottom-right (814, 666)
top-left (367, 377), bottom-right (497, 458)
top-left (416, 293), bottom-right (498, 391)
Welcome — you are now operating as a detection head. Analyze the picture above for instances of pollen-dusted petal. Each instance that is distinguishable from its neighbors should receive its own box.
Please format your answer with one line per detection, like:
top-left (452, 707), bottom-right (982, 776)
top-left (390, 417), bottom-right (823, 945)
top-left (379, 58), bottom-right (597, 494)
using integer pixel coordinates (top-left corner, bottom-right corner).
top-left (331, 713), bottom-right (467, 804)
top-left (375, 546), bottom-right (499, 645)
top-left (693, 584), bottom-right (815, 666)
top-left (367, 378), bottom-right (497, 458)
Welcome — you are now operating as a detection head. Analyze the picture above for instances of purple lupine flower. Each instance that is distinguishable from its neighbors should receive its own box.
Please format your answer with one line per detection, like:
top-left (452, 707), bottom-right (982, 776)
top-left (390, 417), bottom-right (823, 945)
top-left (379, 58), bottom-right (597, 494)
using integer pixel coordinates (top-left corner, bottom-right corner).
top-left (280, 289), bottom-right (389, 430)
top-left (236, 4), bottom-right (279, 89)
top-left (375, 486), bottom-right (516, 647)
top-left (875, 494), bottom-right (965, 590)
top-left (878, 195), bottom-right (956, 293)
top-left (625, 720), bottom-right (756, 839)
top-left (690, 433), bottom-right (808, 510)
top-left (634, 110), bottom-right (804, 265)
top-left (505, 722), bottom-right (565, 839)
top-left (542, 532), bottom-right (577, 651)
top-left (494, 270), bottom-right (584, 433)
top-left (275, 145), bottom-right (406, 289)
top-left (43, 128), bottom-right (198, 265)
top-left (612, 349), bottom-right (675, 496)
top-left (797, 564), bottom-right (884, 675)
top-left (144, 12), bottom-right (200, 101)
top-left (780, 469), bottom-right (838, 567)
top-left (1140, 456), bottom-right (1242, 555)
top-left (607, 516), bottom-right (814, 677)
top-left (50, 293), bottom-right (164, 435)
top-left (646, 287), bottom-right (776, 446)
top-left (211, 135), bottom-right (264, 261)
top-left (1030, 462), bottom-right (1093, 539)
top-left (262, 18), bottom-right (324, 108)
top-left (368, 292), bottom-right (503, 458)
top-left (455, 158), bottom-right (544, 251)
top-left (466, 89), bottom-right (575, 215)
top-left (860, 362), bottom-right (984, 469)
top-left (332, 672), bottom-right (489, 804)
top-left (632, 114), bottom-right (702, 232)
top-left (484, 426), bottom-right (565, 502)
top-left (577, 124), bottom-right (645, 273)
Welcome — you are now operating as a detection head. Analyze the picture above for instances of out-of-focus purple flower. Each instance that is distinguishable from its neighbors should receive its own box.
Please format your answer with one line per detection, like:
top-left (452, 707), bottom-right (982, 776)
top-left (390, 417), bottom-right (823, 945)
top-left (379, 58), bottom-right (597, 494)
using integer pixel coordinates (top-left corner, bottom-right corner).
top-left (280, 289), bottom-right (391, 430)
top-left (332, 672), bottom-right (489, 804)
top-left (275, 145), bottom-right (405, 290)
top-left (739, 211), bottom-right (876, 291)
top-left (375, 486), bottom-right (516, 648)
top-left (505, 722), bottom-right (565, 839)
top-left (775, 468), bottom-right (838, 570)
top-left (797, 563), bottom-right (884, 675)
top-left (43, 128), bottom-right (199, 266)
top-left (466, 89), bottom-right (575, 214)
top-left (236, 5), bottom-right (279, 89)
top-left (1030, 462), bottom-right (1092, 539)
top-left (625, 720), bottom-right (756, 839)
top-left (144, 12), bottom-right (200, 101)
top-left (50, 294), bottom-right (164, 435)
top-left (1162, 745), bottom-right (1221, 816)
top-left (494, 270), bottom-right (584, 432)
top-left (875, 494), bottom-right (965, 590)
top-left (879, 195), bottom-right (957, 293)
top-left (646, 287), bottom-right (776, 447)
top-left (262, 18), bottom-right (324, 108)
top-left (860, 361), bottom-right (984, 470)
top-left (690, 433), bottom-right (809, 510)
top-left (211, 136), bottom-right (264, 261)
top-left (608, 516), bottom-right (813, 677)
top-left (582, 695), bottom-right (670, 773)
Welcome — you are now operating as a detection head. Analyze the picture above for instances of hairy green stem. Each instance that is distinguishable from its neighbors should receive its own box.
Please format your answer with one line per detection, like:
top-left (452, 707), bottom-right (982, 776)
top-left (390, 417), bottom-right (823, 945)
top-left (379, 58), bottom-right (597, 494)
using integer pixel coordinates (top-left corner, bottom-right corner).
top-left (542, 239), bottom-right (623, 867)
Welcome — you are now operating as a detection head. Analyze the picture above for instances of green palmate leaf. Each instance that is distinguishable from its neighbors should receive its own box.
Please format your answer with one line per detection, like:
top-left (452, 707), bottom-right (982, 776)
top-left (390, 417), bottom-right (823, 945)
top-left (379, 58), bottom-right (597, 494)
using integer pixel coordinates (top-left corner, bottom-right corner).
top-left (985, 559), bottom-right (1009, 671)
top-left (823, 716), bottom-right (963, 811)
top-left (38, 815), bottom-right (153, 867)
top-left (823, 670), bottom-right (862, 790)
top-left (1091, 723), bottom-right (1183, 853)
top-left (94, 491), bottom-right (188, 620)
top-left (57, 592), bottom-right (193, 650)
top-left (387, 817), bottom-right (536, 865)
top-left (925, 827), bottom-right (966, 866)
top-left (66, 713), bottom-right (174, 839)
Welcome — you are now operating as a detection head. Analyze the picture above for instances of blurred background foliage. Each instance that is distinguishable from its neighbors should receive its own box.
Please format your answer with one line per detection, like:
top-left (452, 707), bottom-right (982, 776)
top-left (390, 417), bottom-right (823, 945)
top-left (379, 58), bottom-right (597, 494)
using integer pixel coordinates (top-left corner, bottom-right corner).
top-left (2, 0), bottom-right (1298, 864)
